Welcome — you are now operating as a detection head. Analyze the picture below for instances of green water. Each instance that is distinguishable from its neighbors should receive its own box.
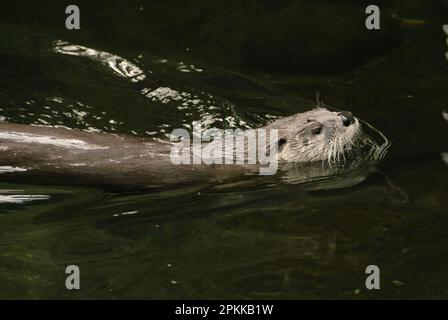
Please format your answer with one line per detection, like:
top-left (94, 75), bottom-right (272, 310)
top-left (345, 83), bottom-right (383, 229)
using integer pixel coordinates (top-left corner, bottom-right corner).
top-left (0, 0), bottom-right (447, 299)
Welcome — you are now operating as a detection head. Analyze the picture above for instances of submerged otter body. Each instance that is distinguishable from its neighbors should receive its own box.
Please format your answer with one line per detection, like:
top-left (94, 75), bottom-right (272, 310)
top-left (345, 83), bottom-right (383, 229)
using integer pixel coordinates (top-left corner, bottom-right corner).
top-left (0, 108), bottom-right (364, 190)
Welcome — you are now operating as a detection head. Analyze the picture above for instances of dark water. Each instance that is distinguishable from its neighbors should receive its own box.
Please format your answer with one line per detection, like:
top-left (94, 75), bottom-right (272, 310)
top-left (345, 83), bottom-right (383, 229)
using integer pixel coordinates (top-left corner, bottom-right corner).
top-left (0, 1), bottom-right (447, 299)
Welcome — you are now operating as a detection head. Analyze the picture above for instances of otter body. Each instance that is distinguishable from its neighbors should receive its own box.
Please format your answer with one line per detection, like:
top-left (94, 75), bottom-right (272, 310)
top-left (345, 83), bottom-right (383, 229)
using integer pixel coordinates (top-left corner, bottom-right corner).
top-left (0, 122), bottom-right (243, 189)
top-left (0, 108), bottom-right (362, 190)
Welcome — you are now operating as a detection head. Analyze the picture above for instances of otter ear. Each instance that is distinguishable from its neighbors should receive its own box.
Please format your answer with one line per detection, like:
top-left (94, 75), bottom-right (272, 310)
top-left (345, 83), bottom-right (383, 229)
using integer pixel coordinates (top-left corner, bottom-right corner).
top-left (277, 137), bottom-right (287, 151)
top-left (263, 137), bottom-right (287, 158)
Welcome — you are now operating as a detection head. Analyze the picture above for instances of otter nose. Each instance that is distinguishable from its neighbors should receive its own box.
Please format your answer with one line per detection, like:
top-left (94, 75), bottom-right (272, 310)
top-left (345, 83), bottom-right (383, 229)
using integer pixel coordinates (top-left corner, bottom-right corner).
top-left (338, 111), bottom-right (355, 127)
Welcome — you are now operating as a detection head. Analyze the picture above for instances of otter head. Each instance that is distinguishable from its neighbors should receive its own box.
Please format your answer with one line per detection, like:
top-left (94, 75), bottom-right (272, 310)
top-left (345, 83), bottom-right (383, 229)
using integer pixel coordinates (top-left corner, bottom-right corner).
top-left (270, 107), bottom-right (361, 164)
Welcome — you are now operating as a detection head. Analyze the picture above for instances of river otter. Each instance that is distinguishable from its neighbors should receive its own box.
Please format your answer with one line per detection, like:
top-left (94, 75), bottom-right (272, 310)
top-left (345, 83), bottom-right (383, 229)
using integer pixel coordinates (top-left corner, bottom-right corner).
top-left (265, 107), bottom-right (360, 163)
top-left (0, 107), bottom-right (364, 189)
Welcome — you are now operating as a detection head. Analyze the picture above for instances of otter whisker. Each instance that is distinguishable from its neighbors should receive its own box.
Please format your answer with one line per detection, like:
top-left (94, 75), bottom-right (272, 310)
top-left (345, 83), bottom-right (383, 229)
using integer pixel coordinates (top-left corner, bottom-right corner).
top-left (315, 91), bottom-right (323, 108)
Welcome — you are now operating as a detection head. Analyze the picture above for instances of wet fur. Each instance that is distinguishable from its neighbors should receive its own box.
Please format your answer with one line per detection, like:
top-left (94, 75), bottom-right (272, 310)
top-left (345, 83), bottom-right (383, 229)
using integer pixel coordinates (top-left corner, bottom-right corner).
top-left (264, 107), bottom-right (361, 164)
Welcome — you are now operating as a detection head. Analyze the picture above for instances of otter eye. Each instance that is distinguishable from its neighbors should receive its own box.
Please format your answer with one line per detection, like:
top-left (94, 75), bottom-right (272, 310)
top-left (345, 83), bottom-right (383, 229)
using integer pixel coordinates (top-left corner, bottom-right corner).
top-left (311, 126), bottom-right (322, 135)
top-left (341, 116), bottom-right (351, 127)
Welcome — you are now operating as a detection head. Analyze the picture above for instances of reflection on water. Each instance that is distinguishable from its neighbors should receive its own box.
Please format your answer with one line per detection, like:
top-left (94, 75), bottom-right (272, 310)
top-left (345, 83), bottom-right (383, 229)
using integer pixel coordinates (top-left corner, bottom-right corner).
top-left (0, 166), bottom-right (28, 173)
top-left (53, 41), bottom-right (147, 83)
top-left (2, 39), bottom-right (253, 137)
top-left (0, 189), bottom-right (50, 204)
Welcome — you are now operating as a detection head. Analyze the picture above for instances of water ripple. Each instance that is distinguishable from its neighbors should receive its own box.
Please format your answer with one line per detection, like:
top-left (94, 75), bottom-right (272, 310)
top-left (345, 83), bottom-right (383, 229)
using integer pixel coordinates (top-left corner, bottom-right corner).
top-left (53, 40), bottom-right (146, 83)
top-left (0, 192), bottom-right (50, 204)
